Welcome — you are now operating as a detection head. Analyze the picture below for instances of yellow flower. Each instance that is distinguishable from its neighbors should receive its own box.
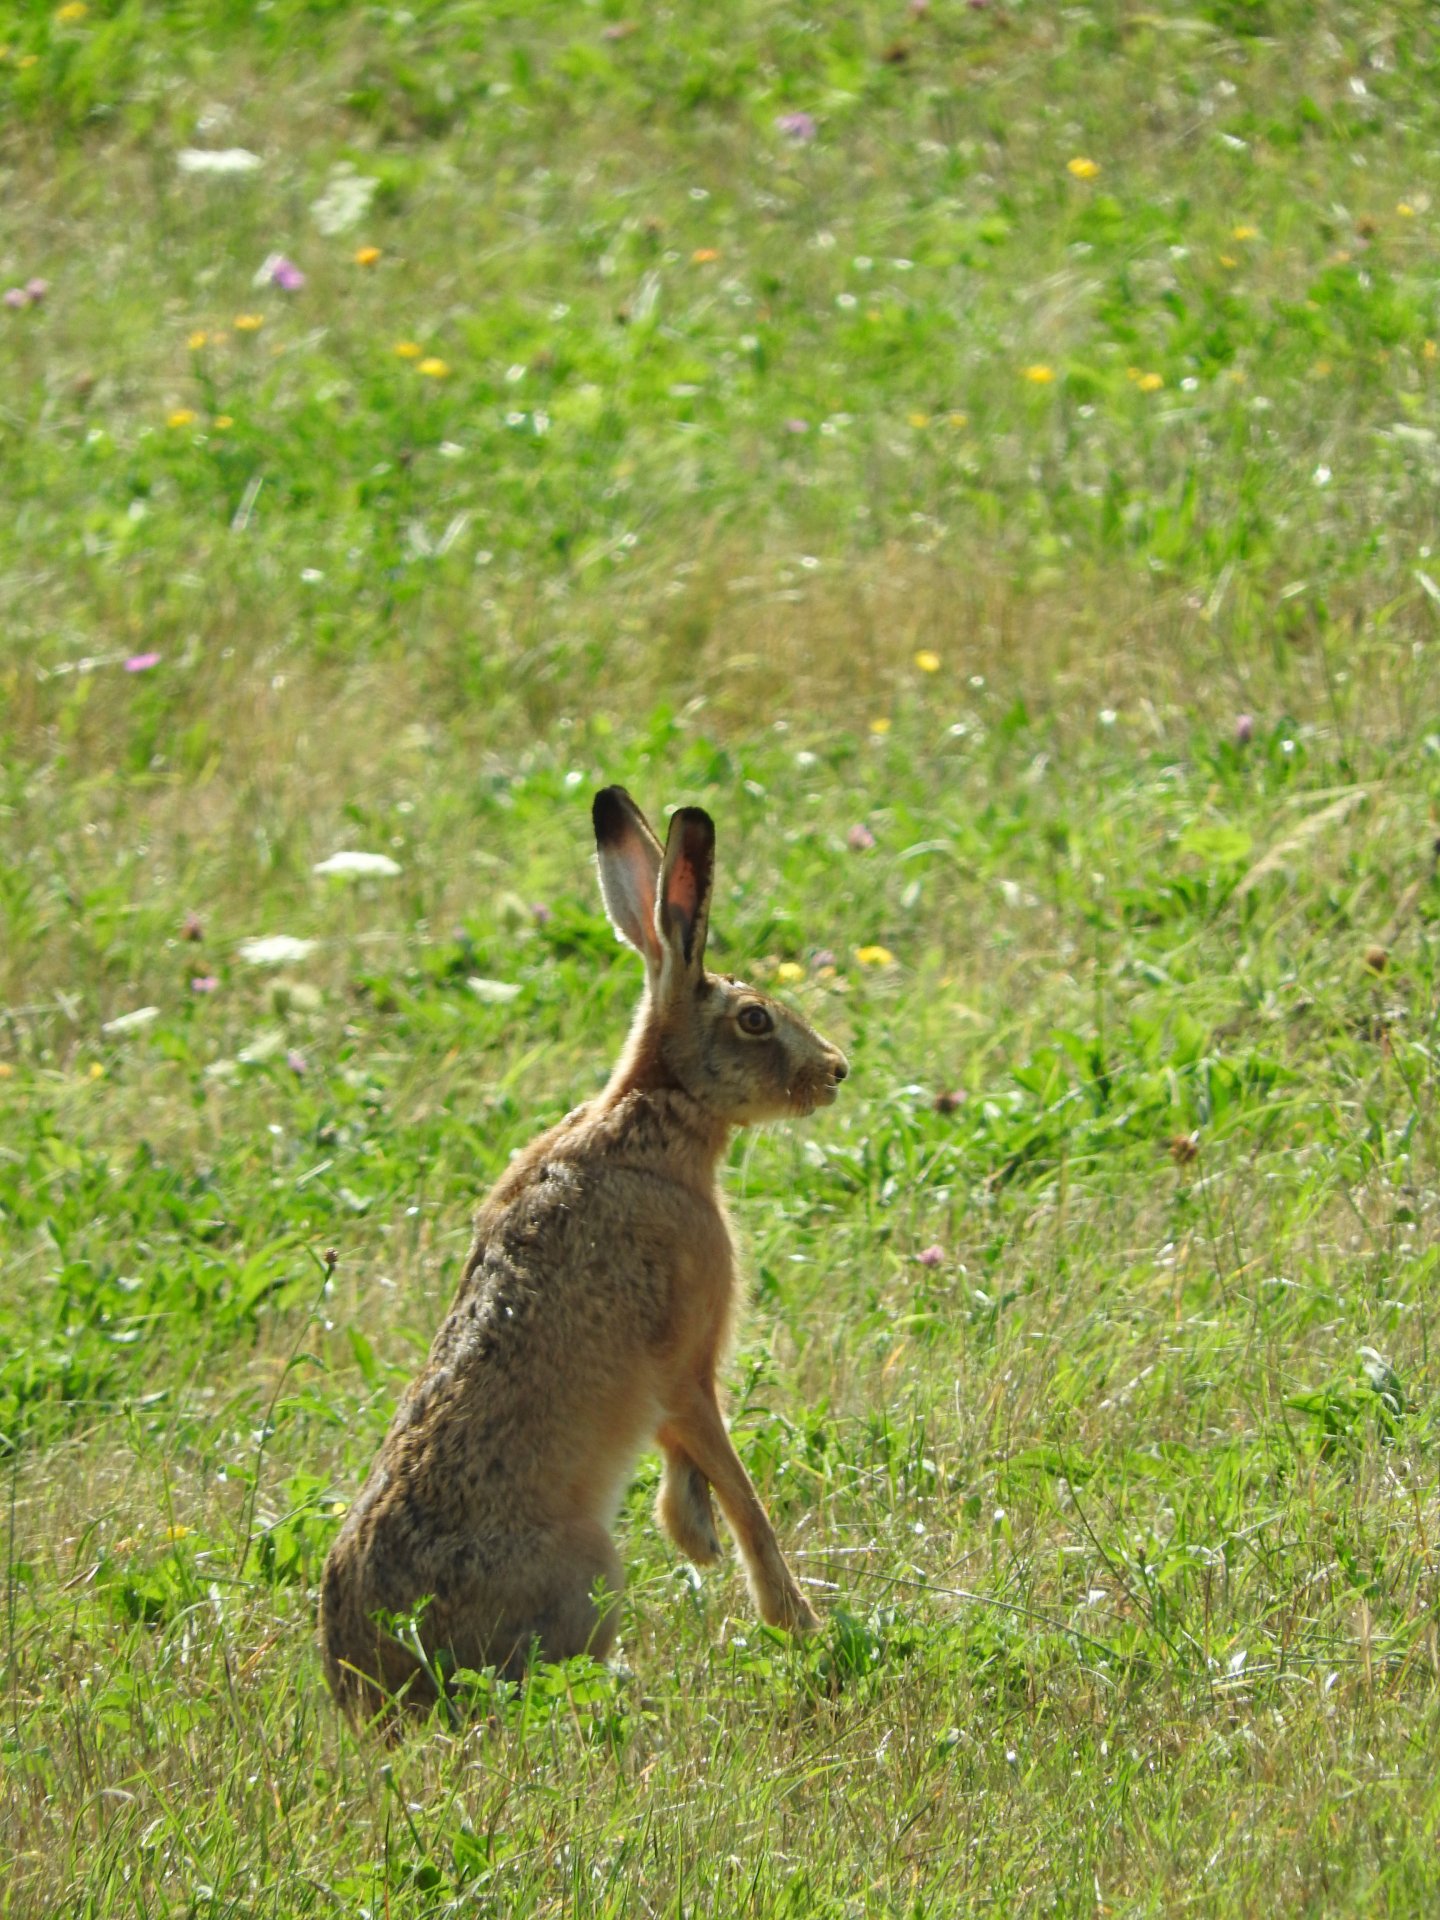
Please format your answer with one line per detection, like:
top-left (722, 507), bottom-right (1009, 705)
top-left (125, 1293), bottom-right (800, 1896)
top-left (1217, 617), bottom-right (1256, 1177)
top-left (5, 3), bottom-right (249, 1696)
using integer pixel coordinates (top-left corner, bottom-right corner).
top-left (775, 961), bottom-right (805, 985)
top-left (187, 329), bottom-right (208, 350)
top-left (233, 313), bottom-right (264, 331)
top-left (1218, 254), bottom-right (1238, 269)
top-left (869, 716), bottom-right (891, 735)
top-left (55, 1), bottom-right (88, 20)
top-left (162, 1524), bottom-right (192, 1543)
top-left (393, 340), bottom-right (422, 359)
top-left (907, 411), bottom-right (931, 428)
top-left (947, 411), bottom-right (968, 428)
top-left (18, 52), bottom-right (38, 68)
top-left (1022, 364), bottom-right (1055, 384)
top-left (418, 356), bottom-right (450, 378)
top-left (1397, 202), bottom-right (1415, 217)
top-left (1231, 224), bottom-right (1258, 241)
top-left (1067, 157), bottom-right (1099, 180)
top-left (691, 247), bottom-right (720, 263)
top-left (1137, 372), bottom-right (1163, 393)
top-left (88, 1062), bottom-right (104, 1079)
top-left (214, 414), bottom-right (234, 429)
top-left (0, 1062), bottom-right (13, 1079)
top-left (855, 945), bottom-right (895, 968)
top-left (354, 245), bottom-right (381, 266)
top-left (167, 408), bottom-right (197, 428)
top-left (914, 649), bottom-right (941, 673)
top-left (1424, 340), bottom-right (1438, 362)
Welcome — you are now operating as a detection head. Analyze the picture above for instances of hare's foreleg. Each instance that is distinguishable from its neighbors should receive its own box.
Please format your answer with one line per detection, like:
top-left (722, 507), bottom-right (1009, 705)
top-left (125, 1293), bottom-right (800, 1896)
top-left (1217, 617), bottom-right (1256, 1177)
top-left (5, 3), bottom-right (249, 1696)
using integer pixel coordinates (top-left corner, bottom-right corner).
top-left (656, 1443), bottom-right (722, 1564)
top-left (657, 1392), bottom-right (820, 1633)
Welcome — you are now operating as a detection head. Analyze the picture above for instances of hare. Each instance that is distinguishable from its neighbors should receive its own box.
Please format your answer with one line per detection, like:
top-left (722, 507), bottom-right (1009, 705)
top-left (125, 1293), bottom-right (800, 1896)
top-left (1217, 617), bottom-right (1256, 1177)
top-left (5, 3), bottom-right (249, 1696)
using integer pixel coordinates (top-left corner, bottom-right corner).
top-left (320, 787), bottom-right (849, 1724)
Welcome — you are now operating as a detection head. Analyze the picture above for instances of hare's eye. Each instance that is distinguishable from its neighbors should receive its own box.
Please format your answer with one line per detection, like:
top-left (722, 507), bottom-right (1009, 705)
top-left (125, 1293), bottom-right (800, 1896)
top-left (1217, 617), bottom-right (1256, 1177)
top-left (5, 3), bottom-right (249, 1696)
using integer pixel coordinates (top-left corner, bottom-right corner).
top-left (737, 1004), bottom-right (774, 1037)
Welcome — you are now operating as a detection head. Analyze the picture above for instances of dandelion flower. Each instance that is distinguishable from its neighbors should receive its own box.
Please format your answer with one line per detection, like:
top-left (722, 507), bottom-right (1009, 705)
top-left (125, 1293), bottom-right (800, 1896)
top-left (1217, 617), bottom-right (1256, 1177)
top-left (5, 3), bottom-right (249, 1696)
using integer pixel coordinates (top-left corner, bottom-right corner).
top-left (162, 1524), bottom-right (192, 1543)
top-left (418, 356), bottom-right (449, 378)
top-left (691, 248), bottom-right (719, 264)
top-left (88, 1061), bottom-right (105, 1079)
top-left (354, 245), bottom-right (381, 266)
top-left (1397, 202), bottom-right (1416, 217)
top-left (1231, 224), bottom-right (1258, 241)
top-left (1022, 364), bottom-right (1055, 384)
top-left (55, 2), bottom-right (88, 21)
top-left (167, 408), bottom-right (197, 428)
top-left (914, 649), bottom-right (941, 672)
top-left (18, 53), bottom-right (38, 69)
top-left (1067, 156), bottom-right (1099, 180)
top-left (775, 961), bottom-right (806, 985)
top-left (1137, 372), bottom-right (1163, 393)
top-left (393, 340), bottom-right (422, 359)
top-left (869, 716), bottom-right (892, 735)
top-left (234, 312), bottom-right (264, 330)
top-left (187, 329), bottom-right (208, 350)
top-left (1424, 340), bottom-right (1438, 362)
top-left (947, 411), bottom-right (968, 428)
top-left (0, 1063), bottom-right (13, 1079)
top-left (1218, 254), bottom-right (1238, 269)
top-left (854, 945), bottom-right (896, 968)
top-left (214, 414), bottom-right (234, 429)
top-left (907, 410), bottom-right (930, 428)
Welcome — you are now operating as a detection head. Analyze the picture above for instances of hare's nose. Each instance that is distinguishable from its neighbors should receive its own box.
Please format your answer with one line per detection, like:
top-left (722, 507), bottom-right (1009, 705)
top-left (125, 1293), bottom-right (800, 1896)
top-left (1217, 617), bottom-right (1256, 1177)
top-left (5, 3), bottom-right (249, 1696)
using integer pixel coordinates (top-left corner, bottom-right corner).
top-left (831, 1056), bottom-right (849, 1082)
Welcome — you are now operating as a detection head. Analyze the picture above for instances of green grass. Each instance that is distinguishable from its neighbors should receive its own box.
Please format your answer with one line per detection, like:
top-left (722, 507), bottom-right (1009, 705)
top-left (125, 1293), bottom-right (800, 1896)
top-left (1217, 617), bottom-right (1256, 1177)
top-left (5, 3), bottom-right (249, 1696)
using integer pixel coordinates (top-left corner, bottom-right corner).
top-left (5, 1), bottom-right (1440, 1912)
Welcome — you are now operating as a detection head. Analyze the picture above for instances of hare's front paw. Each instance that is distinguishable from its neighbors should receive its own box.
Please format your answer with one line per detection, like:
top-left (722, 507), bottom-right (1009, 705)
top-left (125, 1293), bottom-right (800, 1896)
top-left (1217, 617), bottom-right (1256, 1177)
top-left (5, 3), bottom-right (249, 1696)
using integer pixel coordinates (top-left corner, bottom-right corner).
top-left (658, 1456), bottom-right (723, 1566)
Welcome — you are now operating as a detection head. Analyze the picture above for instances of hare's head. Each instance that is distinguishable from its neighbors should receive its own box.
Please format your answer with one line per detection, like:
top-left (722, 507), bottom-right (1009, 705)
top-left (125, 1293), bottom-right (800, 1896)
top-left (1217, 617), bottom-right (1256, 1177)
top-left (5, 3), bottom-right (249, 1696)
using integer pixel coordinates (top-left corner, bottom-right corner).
top-left (593, 787), bottom-right (849, 1125)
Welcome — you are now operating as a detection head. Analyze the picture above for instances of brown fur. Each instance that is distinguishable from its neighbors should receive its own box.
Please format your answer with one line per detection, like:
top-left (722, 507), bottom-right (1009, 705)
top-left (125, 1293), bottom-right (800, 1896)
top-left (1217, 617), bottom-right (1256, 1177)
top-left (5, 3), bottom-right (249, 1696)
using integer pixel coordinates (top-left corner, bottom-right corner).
top-left (319, 788), bottom-right (849, 1727)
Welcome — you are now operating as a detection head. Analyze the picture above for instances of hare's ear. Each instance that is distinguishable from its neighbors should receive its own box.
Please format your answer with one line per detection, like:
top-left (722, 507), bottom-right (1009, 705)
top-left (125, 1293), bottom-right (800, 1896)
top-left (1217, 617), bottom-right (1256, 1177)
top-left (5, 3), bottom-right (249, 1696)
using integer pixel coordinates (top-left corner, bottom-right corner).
top-left (593, 787), bottom-right (665, 970)
top-left (657, 806), bottom-right (715, 981)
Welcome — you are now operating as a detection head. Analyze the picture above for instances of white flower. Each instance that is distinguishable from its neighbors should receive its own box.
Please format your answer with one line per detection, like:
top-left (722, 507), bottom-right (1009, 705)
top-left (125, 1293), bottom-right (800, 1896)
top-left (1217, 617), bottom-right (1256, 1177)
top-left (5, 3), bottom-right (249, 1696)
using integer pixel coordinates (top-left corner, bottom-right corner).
top-left (102, 1007), bottom-right (159, 1035)
top-left (468, 977), bottom-right (522, 1004)
top-left (310, 163), bottom-right (379, 236)
top-left (176, 148), bottom-right (263, 176)
top-left (312, 851), bottom-right (402, 878)
top-left (238, 935), bottom-right (319, 966)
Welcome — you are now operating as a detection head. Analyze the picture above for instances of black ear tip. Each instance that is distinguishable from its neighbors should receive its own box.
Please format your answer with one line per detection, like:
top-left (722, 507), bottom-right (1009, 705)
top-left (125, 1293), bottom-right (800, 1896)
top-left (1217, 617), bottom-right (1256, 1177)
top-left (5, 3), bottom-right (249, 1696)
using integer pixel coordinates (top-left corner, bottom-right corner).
top-left (592, 786), bottom-right (631, 846)
top-left (670, 805), bottom-right (716, 846)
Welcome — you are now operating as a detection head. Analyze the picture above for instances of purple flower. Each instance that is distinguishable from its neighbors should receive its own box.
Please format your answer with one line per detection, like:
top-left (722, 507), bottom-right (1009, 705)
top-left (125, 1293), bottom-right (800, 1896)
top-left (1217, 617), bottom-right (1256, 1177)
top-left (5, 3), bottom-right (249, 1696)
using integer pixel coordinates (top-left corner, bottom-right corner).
top-left (286, 1048), bottom-right (308, 1075)
top-left (784, 418), bottom-right (809, 434)
top-left (124, 652), bottom-right (161, 672)
top-left (182, 911), bottom-right (204, 942)
top-left (846, 823), bottom-right (876, 852)
top-left (1235, 713), bottom-right (1254, 745)
top-left (271, 256), bottom-right (305, 292)
top-left (25, 279), bottom-right (48, 303)
top-left (810, 948), bottom-right (837, 970)
top-left (3, 289), bottom-right (27, 311)
top-left (531, 902), bottom-right (553, 926)
top-left (776, 111), bottom-right (817, 143)
top-left (917, 1244), bottom-right (945, 1268)
top-left (190, 975), bottom-right (219, 993)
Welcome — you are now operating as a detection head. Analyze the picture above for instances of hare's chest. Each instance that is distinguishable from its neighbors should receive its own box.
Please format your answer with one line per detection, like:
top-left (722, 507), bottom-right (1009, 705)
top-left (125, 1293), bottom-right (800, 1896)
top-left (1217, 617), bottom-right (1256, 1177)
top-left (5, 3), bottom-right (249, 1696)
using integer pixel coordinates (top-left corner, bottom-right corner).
top-left (663, 1200), bottom-right (740, 1364)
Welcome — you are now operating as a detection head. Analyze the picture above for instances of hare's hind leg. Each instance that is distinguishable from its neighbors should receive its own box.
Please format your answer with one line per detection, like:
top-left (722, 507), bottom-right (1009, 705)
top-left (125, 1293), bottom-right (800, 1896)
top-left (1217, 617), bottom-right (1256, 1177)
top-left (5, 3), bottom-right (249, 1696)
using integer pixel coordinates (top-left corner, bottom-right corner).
top-left (658, 1393), bottom-right (819, 1633)
top-left (445, 1520), bottom-right (626, 1679)
top-left (657, 1444), bottom-right (722, 1565)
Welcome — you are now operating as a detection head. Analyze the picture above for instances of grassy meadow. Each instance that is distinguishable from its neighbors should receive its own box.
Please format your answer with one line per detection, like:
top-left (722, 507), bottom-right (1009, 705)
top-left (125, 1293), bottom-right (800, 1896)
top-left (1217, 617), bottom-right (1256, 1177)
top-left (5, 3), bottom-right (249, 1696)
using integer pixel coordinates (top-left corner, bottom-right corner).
top-left (6, 0), bottom-right (1440, 1910)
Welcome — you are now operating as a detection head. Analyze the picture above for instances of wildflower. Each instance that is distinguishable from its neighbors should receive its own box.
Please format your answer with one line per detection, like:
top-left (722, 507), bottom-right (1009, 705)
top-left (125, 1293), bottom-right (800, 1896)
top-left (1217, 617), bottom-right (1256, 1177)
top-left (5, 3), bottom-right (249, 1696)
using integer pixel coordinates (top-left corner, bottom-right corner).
top-left (0, 1063), bottom-right (13, 1079)
top-left (783, 418), bottom-right (809, 433)
top-left (25, 278), bottom-right (47, 303)
top-left (176, 148), bottom-right (263, 176)
top-left (811, 949), bottom-right (837, 969)
top-left (869, 716), bottom-right (891, 735)
top-left (182, 912), bottom-right (204, 941)
top-left (124, 652), bottom-right (161, 671)
top-left (270, 256), bottom-right (305, 292)
top-left (847, 823), bottom-right (876, 852)
top-left (1423, 340), bottom-right (1438, 362)
top-left (187, 329), bottom-right (208, 349)
top-left (311, 163), bottom-right (379, 235)
top-left (312, 851), bottom-right (402, 877)
top-left (1067, 157), bottom-right (1099, 180)
top-left (237, 935), bottom-right (318, 966)
top-left (286, 1048), bottom-right (308, 1075)
top-left (1218, 254), bottom-right (1238, 269)
top-left (855, 945), bottom-right (895, 968)
top-left (214, 414), bottom-right (234, 429)
top-left (393, 340), bottom-right (422, 358)
top-left (933, 1089), bottom-right (965, 1113)
top-left (776, 111), bottom-right (817, 142)
top-left (1235, 713), bottom-right (1254, 744)
top-left (916, 1245), bottom-right (945, 1268)
top-left (1397, 202), bottom-right (1416, 217)
top-left (55, 2), bottom-right (88, 20)
top-left (88, 1061), bottom-right (105, 1079)
top-left (914, 649), bottom-right (941, 672)
top-left (908, 411), bottom-right (930, 428)
top-left (17, 54), bottom-right (37, 69)
top-left (531, 902), bottom-right (553, 925)
top-left (3, 288), bottom-right (27, 310)
top-left (947, 411), bottom-right (968, 428)
top-left (418, 356), bottom-right (449, 378)
top-left (233, 312), bottom-right (264, 330)
top-left (167, 408), bottom-right (197, 428)
top-left (1231, 224), bottom-right (1258, 240)
top-left (190, 975), bottom-right (219, 993)
top-left (1136, 372), bottom-right (1163, 393)
top-left (1022, 364), bottom-right (1054, 384)
top-left (161, 1524), bottom-right (192, 1543)
top-left (775, 961), bottom-right (805, 985)
top-left (691, 248), bottom-right (719, 264)
top-left (354, 245), bottom-right (381, 266)
top-left (102, 1007), bottom-right (159, 1035)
